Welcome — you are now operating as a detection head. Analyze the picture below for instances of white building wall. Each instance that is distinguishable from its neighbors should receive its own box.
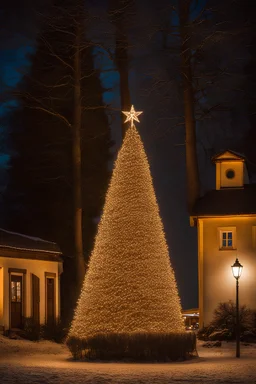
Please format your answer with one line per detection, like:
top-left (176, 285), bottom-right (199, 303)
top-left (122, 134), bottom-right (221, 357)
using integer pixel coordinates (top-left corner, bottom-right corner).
top-left (0, 255), bottom-right (62, 330)
top-left (199, 216), bottom-right (256, 327)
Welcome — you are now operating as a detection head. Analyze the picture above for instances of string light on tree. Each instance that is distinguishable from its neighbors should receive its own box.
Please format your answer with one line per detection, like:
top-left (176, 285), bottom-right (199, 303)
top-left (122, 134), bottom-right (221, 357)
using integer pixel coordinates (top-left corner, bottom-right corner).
top-left (69, 106), bottom-right (185, 339)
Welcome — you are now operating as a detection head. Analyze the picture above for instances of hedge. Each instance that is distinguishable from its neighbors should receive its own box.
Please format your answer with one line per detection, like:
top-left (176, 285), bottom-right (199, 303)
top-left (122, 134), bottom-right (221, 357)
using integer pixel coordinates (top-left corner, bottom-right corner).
top-left (66, 332), bottom-right (197, 361)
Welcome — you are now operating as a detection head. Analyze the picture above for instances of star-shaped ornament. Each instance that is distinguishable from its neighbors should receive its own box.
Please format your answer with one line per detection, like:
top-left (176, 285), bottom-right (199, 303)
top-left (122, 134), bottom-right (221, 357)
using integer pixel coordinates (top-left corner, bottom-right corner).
top-left (122, 105), bottom-right (143, 127)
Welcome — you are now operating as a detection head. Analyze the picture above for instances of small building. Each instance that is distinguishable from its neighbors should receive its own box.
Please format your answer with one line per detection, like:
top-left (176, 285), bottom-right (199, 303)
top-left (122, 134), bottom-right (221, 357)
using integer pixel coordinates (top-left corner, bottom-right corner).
top-left (0, 228), bottom-right (63, 332)
top-left (182, 308), bottom-right (199, 330)
top-left (191, 150), bottom-right (256, 327)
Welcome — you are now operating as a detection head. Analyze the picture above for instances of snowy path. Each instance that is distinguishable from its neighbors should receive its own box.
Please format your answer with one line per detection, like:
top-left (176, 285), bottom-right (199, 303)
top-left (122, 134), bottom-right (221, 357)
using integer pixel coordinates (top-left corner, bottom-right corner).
top-left (0, 336), bottom-right (256, 383)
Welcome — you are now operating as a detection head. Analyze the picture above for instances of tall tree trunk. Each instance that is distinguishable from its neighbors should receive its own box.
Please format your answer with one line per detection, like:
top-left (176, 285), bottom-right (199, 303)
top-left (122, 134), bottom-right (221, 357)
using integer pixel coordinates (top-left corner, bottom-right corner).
top-left (116, 29), bottom-right (131, 139)
top-left (110, 0), bottom-right (131, 139)
top-left (73, 21), bottom-right (85, 288)
top-left (179, 0), bottom-right (200, 213)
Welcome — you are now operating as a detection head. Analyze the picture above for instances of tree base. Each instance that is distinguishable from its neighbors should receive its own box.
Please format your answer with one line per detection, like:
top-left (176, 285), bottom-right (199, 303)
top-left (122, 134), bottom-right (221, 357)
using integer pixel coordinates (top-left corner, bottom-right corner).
top-left (67, 332), bottom-right (197, 361)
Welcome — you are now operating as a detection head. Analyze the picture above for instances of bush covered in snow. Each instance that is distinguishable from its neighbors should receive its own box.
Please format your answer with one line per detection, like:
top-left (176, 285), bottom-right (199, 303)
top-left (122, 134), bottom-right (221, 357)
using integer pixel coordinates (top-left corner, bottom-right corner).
top-left (41, 319), bottom-right (68, 343)
top-left (22, 317), bottom-right (41, 341)
top-left (198, 301), bottom-right (256, 342)
top-left (66, 332), bottom-right (197, 361)
top-left (21, 318), bottom-right (68, 343)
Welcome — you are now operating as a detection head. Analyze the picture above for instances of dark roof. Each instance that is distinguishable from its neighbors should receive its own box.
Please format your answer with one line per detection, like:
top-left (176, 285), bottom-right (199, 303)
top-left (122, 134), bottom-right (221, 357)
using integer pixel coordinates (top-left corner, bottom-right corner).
top-left (192, 184), bottom-right (256, 217)
top-left (0, 228), bottom-right (61, 255)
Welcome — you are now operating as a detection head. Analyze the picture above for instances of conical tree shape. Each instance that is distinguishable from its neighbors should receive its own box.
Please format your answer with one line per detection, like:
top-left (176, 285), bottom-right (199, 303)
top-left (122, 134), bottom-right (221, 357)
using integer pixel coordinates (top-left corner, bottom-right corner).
top-left (69, 125), bottom-right (185, 338)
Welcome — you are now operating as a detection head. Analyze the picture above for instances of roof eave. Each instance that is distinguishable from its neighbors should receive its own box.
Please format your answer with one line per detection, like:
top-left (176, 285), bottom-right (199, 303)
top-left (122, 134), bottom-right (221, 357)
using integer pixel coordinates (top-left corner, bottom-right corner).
top-left (0, 244), bottom-right (61, 254)
top-left (191, 212), bottom-right (256, 219)
top-left (211, 150), bottom-right (246, 163)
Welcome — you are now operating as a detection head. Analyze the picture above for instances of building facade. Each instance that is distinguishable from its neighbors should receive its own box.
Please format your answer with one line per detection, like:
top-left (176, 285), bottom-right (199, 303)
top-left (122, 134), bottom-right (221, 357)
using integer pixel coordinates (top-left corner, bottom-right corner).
top-left (191, 151), bottom-right (256, 327)
top-left (0, 229), bottom-right (63, 332)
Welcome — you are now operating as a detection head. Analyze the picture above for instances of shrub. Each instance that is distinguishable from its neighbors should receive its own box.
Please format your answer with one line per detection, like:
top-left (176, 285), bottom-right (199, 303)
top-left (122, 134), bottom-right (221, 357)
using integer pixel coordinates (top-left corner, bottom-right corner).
top-left (41, 318), bottom-right (68, 343)
top-left (241, 329), bottom-right (256, 343)
top-left (198, 301), bottom-right (255, 342)
top-left (208, 329), bottom-right (232, 341)
top-left (202, 341), bottom-right (221, 348)
top-left (19, 317), bottom-right (68, 343)
top-left (22, 317), bottom-right (41, 341)
top-left (211, 301), bottom-right (253, 337)
top-left (197, 326), bottom-right (215, 341)
top-left (67, 332), bottom-right (197, 361)
top-left (252, 311), bottom-right (256, 328)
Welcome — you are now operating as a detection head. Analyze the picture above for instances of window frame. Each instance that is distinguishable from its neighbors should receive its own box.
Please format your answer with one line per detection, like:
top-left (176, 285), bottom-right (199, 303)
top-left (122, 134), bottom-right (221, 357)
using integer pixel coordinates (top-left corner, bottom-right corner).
top-left (218, 227), bottom-right (236, 250)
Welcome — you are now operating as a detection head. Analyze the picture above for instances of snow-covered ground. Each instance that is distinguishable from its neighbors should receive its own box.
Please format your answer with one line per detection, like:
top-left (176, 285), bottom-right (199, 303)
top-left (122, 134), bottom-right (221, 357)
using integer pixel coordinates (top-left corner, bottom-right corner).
top-left (0, 335), bottom-right (256, 383)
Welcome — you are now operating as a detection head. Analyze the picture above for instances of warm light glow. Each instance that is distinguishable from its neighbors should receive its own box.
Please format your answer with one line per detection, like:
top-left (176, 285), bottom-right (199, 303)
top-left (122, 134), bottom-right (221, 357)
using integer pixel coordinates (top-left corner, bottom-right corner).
top-left (69, 116), bottom-right (184, 339)
top-left (232, 258), bottom-right (243, 280)
top-left (122, 105), bottom-right (143, 126)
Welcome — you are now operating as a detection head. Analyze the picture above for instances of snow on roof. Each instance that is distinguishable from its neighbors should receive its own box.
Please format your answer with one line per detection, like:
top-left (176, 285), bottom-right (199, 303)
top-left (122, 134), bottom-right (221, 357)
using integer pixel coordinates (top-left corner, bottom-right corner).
top-left (0, 228), bottom-right (61, 255)
top-left (0, 228), bottom-right (57, 245)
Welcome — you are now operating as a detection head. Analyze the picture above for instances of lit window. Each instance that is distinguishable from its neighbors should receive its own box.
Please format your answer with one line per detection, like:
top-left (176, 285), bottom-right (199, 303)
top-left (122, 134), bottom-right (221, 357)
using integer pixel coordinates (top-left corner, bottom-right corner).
top-left (219, 227), bottom-right (236, 250)
top-left (11, 281), bottom-right (21, 302)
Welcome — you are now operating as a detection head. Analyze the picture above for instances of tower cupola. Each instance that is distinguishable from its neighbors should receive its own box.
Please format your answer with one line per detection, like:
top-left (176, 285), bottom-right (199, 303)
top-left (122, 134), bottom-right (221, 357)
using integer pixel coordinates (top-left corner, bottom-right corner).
top-left (212, 150), bottom-right (249, 190)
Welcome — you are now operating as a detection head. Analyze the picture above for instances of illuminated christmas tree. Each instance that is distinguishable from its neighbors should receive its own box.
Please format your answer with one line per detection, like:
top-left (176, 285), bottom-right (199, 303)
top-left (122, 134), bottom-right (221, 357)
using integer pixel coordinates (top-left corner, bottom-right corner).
top-left (68, 106), bottom-right (185, 342)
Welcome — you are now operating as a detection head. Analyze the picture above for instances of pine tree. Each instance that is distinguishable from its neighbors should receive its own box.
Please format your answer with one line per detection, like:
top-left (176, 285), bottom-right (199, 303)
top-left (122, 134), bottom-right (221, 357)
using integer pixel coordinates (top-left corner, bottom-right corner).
top-left (69, 109), bottom-right (184, 339)
top-left (5, 1), bottom-right (112, 316)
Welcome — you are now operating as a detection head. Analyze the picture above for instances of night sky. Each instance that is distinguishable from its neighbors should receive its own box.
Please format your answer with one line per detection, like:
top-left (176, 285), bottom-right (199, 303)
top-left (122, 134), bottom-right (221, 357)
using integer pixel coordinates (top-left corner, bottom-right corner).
top-left (1, 0), bottom-right (254, 310)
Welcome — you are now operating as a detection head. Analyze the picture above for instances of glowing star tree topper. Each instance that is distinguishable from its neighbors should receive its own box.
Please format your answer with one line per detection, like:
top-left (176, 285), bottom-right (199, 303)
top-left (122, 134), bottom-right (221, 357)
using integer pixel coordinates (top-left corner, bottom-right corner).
top-left (122, 105), bottom-right (143, 127)
top-left (69, 106), bottom-right (185, 339)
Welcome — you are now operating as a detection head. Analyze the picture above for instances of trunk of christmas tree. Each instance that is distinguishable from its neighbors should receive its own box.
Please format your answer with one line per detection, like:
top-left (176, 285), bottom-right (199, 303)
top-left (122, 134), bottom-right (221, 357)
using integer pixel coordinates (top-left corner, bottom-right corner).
top-left (73, 20), bottom-right (85, 287)
top-left (110, 0), bottom-right (131, 139)
top-left (179, 0), bottom-right (200, 213)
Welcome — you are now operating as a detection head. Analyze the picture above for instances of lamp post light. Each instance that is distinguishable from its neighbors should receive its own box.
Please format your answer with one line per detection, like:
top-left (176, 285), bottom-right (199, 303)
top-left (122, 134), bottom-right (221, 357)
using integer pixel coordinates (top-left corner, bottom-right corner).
top-left (231, 258), bottom-right (243, 358)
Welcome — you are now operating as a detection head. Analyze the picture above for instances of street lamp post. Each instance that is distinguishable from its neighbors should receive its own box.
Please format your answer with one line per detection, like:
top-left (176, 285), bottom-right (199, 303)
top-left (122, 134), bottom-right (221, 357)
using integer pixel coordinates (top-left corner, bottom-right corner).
top-left (231, 258), bottom-right (243, 358)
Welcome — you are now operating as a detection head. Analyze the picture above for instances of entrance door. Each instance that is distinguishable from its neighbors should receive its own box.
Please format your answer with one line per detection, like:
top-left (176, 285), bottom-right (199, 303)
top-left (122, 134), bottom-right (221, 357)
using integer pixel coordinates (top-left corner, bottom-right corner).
top-left (11, 275), bottom-right (22, 329)
top-left (32, 274), bottom-right (40, 324)
top-left (46, 278), bottom-right (55, 325)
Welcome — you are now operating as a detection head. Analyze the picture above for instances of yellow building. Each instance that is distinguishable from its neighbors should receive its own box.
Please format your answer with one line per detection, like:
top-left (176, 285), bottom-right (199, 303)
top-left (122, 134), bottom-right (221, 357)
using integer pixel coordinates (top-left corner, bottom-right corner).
top-left (0, 228), bottom-right (63, 333)
top-left (191, 150), bottom-right (256, 328)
